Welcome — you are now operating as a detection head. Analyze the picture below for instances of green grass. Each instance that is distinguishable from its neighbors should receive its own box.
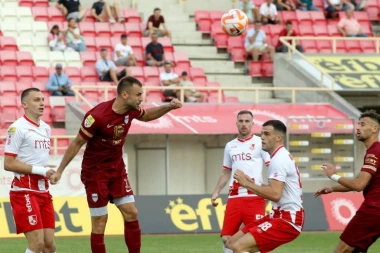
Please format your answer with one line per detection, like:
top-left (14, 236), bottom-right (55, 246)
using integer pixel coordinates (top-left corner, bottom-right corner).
top-left (1, 232), bottom-right (380, 253)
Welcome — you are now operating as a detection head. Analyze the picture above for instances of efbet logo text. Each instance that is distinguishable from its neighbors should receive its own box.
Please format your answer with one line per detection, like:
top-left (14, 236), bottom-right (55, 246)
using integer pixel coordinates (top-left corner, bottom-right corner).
top-left (165, 197), bottom-right (226, 232)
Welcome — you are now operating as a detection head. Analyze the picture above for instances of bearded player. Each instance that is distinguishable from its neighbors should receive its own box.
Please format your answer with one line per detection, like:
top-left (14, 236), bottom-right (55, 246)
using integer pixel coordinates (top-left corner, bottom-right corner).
top-left (315, 110), bottom-right (380, 253)
top-left (211, 110), bottom-right (270, 253)
top-left (49, 77), bottom-right (182, 253)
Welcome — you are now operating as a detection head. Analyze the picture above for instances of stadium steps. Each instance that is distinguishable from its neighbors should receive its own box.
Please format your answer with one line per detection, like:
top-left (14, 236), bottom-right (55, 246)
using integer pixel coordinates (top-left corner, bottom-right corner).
top-left (174, 46), bottom-right (228, 60)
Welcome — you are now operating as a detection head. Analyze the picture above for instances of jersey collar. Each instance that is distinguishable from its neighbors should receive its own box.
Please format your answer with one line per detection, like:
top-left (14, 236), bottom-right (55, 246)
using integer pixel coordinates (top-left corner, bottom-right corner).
top-left (23, 115), bottom-right (40, 127)
top-left (271, 145), bottom-right (284, 158)
top-left (237, 134), bottom-right (254, 142)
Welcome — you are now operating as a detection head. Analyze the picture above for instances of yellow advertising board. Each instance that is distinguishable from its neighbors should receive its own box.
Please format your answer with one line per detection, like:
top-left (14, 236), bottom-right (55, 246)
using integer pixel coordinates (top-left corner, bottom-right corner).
top-left (307, 56), bottom-right (380, 89)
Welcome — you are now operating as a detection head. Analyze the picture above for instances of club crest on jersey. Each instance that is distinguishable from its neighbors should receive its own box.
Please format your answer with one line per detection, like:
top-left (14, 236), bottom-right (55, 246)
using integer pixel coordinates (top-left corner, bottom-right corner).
top-left (250, 144), bottom-right (255, 150)
top-left (84, 115), bottom-right (95, 128)
top-left (92, 193), bottom-right (98, 202)
top-left (7, 127), bottom-right (16, 134)
top-left (124, 115), bottom-right (129, 124)
top-left (28, 215), bottom-right (37, 226)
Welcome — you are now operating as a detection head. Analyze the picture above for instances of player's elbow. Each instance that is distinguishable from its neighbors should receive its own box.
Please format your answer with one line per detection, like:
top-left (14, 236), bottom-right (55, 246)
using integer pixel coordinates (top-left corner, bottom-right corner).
top-left (4, 160), bottom-right (14, 172)
top-left (353, 183), bottom-right (365, 192)
top-left (271, 192), bottom-right (282, 202)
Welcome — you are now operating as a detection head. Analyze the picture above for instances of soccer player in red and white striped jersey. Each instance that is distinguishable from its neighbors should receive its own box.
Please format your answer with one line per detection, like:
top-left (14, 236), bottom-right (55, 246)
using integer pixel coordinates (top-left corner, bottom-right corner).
top-left (4, 88), bottom-right (57, 253)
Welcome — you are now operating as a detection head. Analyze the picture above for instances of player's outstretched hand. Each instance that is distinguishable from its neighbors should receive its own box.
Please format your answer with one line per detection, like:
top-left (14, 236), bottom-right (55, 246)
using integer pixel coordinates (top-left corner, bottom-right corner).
top-left (169, 99), bottom-right (182, 110)
top-left (211, 192), bottom-right (219, 207)
top-left (234, 169), bottom-right (251, 188)
top-left (46, 169), bottom-right (56, 179)
top-left (314, 187), bottom-right (333, 198)
top-left (49, 171), bottom-right (62, 185)
top-left (321, 163), bottom-right (336, 178)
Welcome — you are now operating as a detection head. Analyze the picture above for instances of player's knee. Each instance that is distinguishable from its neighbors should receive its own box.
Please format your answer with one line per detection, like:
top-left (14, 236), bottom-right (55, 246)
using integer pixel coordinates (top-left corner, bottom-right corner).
top-left (92, 215), bottom-right (108, 233)
top-left (128, 208), bottom-right (139, 220)
top-left (44, 238), bottom-right (56, 250)
top-left (30, 239), bottom-right (45, 252)
top-left (222, 236), bottom-right (229, 245)
top-left (230, 241), bottom-right (244, 253)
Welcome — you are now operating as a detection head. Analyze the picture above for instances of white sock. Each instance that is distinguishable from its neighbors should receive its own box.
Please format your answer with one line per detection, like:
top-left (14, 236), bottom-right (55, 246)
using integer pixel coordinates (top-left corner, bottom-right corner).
top-left (25, 249), bottom-right (36, 253)
top-left (223, 244), bottom-right (233, 253)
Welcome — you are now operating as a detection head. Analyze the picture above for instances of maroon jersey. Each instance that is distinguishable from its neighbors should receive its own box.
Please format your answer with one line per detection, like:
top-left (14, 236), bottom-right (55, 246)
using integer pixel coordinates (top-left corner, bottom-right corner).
top-left (360, 141), bottom-right (380, 214)
top-left (79, 98), bottom-right (145, 172)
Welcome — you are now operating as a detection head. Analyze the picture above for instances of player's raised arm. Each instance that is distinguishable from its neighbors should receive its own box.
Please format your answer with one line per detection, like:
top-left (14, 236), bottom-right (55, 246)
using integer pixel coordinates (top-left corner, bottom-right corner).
top-left (137, 98), bottom-right (182, 122)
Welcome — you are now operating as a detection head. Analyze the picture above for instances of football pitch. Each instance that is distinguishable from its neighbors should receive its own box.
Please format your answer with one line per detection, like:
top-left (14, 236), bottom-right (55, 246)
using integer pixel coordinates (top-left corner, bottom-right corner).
top-left (1, 232), bottom-right (380, 253)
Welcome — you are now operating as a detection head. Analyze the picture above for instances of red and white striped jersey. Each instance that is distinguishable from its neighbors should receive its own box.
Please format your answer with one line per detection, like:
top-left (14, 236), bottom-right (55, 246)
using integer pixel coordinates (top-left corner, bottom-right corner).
top-left (4, 116), bottom-right (51, 193)
top-left (269, 145), bottom-right (304, 232)
top-left (223, 135), bottom-right (270, 198)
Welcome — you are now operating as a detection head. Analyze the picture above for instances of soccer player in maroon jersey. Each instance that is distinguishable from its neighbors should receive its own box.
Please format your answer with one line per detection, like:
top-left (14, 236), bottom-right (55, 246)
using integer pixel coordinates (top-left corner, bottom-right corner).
top-left (315, 110), bottom-right (380, 253)
top-left (49, 77), bottom-right (182, 253)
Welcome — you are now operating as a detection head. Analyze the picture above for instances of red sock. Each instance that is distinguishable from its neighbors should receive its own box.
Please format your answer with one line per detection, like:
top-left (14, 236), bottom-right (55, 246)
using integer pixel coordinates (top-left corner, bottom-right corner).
top-left (91, 233), bottom-right (106, 253)
top-left (124, 220), bottom-right (141, 253)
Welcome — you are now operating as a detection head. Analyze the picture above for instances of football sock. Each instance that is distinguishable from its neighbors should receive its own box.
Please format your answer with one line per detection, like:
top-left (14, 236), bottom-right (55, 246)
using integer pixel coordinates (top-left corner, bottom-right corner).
top-left (91, 233), bottom-right (106, 253)
top-left (124, 220), bottom-right (141, 253)
top-left (25, 249), bottom-right (35, 253)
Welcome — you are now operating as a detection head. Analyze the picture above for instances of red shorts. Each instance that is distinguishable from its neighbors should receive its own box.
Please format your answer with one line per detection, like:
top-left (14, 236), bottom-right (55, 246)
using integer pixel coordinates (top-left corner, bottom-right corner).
top-left (10, 191), bottom-right (55, 234)
top-left (340, 207), bottom-right (380, 252)
top-left (81, 168), bottom-right (134, 208)
top-left (241, 215), bottom-right (300, 253)
top-left (221, 196), bottom-right (265, 236)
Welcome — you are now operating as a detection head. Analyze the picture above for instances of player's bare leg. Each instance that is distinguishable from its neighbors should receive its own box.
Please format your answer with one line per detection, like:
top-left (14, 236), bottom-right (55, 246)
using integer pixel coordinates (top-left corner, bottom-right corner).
top-left (334, 240), bottom-right (355, 253)
top-left (117, 202), bottom-right (141, 253)
top-left (42, 228), bottom-right (56, 253)
top-left (222, 235), bottom-right (233, 253)
top-left (25, 229), bottom-right (45, 253)
top-left (91, 214), bottom-right (108, 253)
top-left (230, 232), bottom-right (259, 253)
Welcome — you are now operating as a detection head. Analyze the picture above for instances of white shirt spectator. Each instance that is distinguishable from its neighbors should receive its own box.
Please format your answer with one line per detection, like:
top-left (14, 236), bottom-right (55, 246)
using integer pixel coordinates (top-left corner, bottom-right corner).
top-left (113, 43), bottom-right (134, 62)
top-left (324, 0), bottom-right (340, 7)
top-left (260, 3), bottom-right (277, 18)
top-left (244, 28), bottom-right (267, 48)
top-left (95, 59), bottom-right (117, 77)
top-left (160, 72), bottom-right (178, 86)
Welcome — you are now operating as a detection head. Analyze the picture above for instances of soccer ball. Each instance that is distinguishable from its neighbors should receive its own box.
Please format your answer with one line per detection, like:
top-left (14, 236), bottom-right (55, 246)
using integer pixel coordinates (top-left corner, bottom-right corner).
top-left (221, 9), bottom-right (248, 36)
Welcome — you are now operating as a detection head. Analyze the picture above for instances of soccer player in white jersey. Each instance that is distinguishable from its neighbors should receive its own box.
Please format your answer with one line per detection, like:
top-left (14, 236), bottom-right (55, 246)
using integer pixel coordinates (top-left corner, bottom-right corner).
top-left (226, 120), bottom-right (304, 253)
top-left (3, 88), bottom-right (57, 253)
top-left (211, 110), bottom-right (270, 253)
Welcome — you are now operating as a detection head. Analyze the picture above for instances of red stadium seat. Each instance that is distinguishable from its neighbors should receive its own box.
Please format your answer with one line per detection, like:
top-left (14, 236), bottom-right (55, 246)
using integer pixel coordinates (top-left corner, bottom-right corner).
top-left (366, 7), bottom-right (378, 21)
top-left (282, 11), bottom-right (297, 23)
top-left (195, 10), bottom-right (210, 23)
top-left (125, 23), bottom-right (142, 37)
top-left (48, 66), bottom-right (56, 76)
top-left (296, 10), bottom-right (311, 22)
top-left (80, 67), bottom-right (99, 82)
top-left (129, 66), bottom-right (145, 82)
top-left (0, 37), bottom-right (18, 51)
top-left (95, 37), bottom-right (112, 52)
top-left (195, 10), bottom-right (211, 33)
top-left (32, 66), bottom-right (49, 82)
top-left (209, 11), bottom-right (224, 23)
top-left (16, 66), bottom-right (34, 83)
top-left (316, 40), bottom-right (332, 51)
top-left (354, 11), bottom-right (370, 22)
top-left (32, 7), bottom-right (49, 22)
top-left (300, 40), bottom-right (317, 51)
top-left (165, 52), bottom-right (174, 63)
top-left (249, 62), bottom-right (262, 77)
top-left (1, 97), bottom-right (18, 128)
top-left (133, 50), bottom-right (145, 67)
top-left (126, 37), bottom-right (142, 52)
top-left (173, 52), bottom-right (191, 70)
top-left (359, 40), bottom-right (376, 51)
top-left (327, 25), bottom-right (340, 36)
top-left (0, 66), bottom-right (17, 81)
top-left (0, 51), bottom-right (17, 66)
top-left (227, 37), bottom-right (244, 52)
top-left (47, 21), bottom-right (63, 31)
top-left (189, 67), bottom-right (207, 86)
top-left (262, 62), bottom-right (274, 77)
top-left (16, 52), bottom-right (35, 66)
top-left (34, 0), bottom-right (49, 7)
top-left (80, 51), bottom-right (97, 66)
top-left (79, 22), bottom-right (96, 37)
top-left (95, 23), bottom-right (111, 37)
top-left (141, 37), bottom-right (151, 49)
top-left (345, 40), bottom-right (361, 51)
top-left (336, 40), bottom-right (346, 50)
top-left (110, 23), bottom-right (127, 37)
top-left (143, 66), bottom-right (160, 85)
top-left (299, 24), bottom-right (314, 36)
top-left (16, 80), bottom-right (33, 93)
top-left (0, 81), bottom-right (17, 97)
top-left (83, 37), bottom-right (96, 52)
top-left (84, 9), bottom-right (96, 22)
top-left (225, 96), bottom-right (239, 103)
top-left (158, 38), bottom-right (174, 53)
top-left (214, 34), bottom-right (228, 48)
top-left (268, 25), bottom-right (283, 36)
top-left (313, 24), bottom-right (329, 36)
top-left (230, 48), bottom-right (246, 62)
top-left (361, 23), bottom-right (372, 35)
top-left (19, 0), bottom-right (34, 7)
top-left (64, 67), bottom-right (81, 83)
top-left (48, 7), bottom-right (65, 22)
top-left (123, 9), bottom-right (141, 23)
top-left (32, 81), bottom-right (47, 91)
top-left (310, 11), bottom-right (326, 24)
top-left (206, 81), bottom-right (220, 96)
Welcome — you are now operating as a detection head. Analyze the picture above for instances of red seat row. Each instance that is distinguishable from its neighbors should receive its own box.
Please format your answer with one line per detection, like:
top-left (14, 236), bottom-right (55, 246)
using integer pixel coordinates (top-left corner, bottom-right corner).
top-left (18, 0), bottom-right (49, 7)
top-left (0, 37), bottom-right (19, 51)
top-left (0, 51), bottom-right (34, 66)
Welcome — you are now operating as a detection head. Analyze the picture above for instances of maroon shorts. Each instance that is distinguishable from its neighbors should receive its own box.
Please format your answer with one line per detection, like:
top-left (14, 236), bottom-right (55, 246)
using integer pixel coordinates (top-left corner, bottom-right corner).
top-left (10, 191), bottom-right (55, 234)
top-left (81, 168), bottom-right (134, 208)
top-left (340, 207), bottom-right (380, 252)
top-left (241, 215), bottom-right (300, 253)
top-left (221, 196), bottom-right (266, 236)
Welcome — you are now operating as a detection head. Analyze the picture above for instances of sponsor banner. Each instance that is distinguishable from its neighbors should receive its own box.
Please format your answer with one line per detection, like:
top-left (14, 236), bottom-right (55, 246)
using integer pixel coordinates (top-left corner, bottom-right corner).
top-left (321, 193), bottom-right (364, 231)
top-left (0, 193), bottom-right (328, 238)
top-left (78, 104), bottom-right (353, 134)
top-left (308, 56), bottom-right (380, 90)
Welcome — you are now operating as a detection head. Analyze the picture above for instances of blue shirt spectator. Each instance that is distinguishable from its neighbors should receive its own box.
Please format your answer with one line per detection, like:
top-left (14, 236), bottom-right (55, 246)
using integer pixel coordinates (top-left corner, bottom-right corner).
top-left (46, 64), bottom-right (75, 96)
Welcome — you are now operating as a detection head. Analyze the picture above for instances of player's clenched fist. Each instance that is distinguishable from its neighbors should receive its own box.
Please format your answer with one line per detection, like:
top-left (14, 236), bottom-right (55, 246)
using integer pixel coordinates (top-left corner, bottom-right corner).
top-left (169, 98), bottom-right (182, 109)
top-left (314, 187), bottom-right (333, 198)
top-left (233, 169), bottom-right (254, 188)
top-left (49, 171), bottom-right (62, 185)
top-left (211, 192), bottom-right (219, 207)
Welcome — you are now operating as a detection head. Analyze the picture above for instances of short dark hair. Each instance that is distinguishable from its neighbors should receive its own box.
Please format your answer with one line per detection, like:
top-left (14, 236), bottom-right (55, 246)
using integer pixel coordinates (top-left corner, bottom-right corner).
top-left (359, 110), bottom-right (380, 125)
top-left (117, 76), bottom-right (142, 95)
top-left (237, 110), bottom-right (253, 119)
top-left (21, 88), bottom-right (41, 102)
top-left (100, 48), bottom-right (107, 52)
top-left (263, 120), bottom-right (287, 135)
top-left (181, 71), bottom-right (188, 76)
top-left (286, 21), bottom-right (292, 26)
top-left (121, 34), bottom-right (127, 39)
top-left (154, 7), bottom-right (161, 12)
top-left (68, 17), bottom-right (75, 23)
top-left (164, 61), bottom-right (172, 66)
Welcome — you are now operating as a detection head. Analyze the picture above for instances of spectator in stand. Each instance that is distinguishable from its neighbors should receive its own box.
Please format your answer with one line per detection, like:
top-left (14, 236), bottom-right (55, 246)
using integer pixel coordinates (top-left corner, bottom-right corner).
top-left (160, 62), bottom-right (180, 99)
top-left (180, 71), bottom-right (205, 103)
top-left (338, 8), bottom-right (368, 37)
top-left (91, 0), bottom-right (123, 24)
top-left (114, 34), bottom-right (137, 67)
top-left (144, 8), bottom-right (172, 40)
top-left (245, 21), bottom-right (274, 61)
top-left (260, 0), bottom-right (281, 24)
top-left (239, 0), bottom-right (259, 23)
top-left (276, 21), bottom-right (304, 52)
top-left (297, 0), bottom-right (322, 10)
top-left (56, 0), bottom-right (86, 22)
top-left (48, 25), bottom-right (72, 52)
top-left (46, 64), bottom-right (75, 96)
top-left (324, 0), bottom-right (353, 17)
top-left (95, 48), bottom-right (130, 84)
top-left (146, 33), bottom-right (166, 67)
top-left (275, 0), bottom-right (296, 11)
top-left (65, 18), bottom-right (86, 52)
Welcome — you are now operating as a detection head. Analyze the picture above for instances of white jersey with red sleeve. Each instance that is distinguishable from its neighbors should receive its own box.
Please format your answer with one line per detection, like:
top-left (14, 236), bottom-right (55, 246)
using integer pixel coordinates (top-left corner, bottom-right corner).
top-left (268, 145), bottom-right (304, 232)
top-left (4, 116), bottom-right (51, 193)
top-left (223, 135), bottom-right (270, 198)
